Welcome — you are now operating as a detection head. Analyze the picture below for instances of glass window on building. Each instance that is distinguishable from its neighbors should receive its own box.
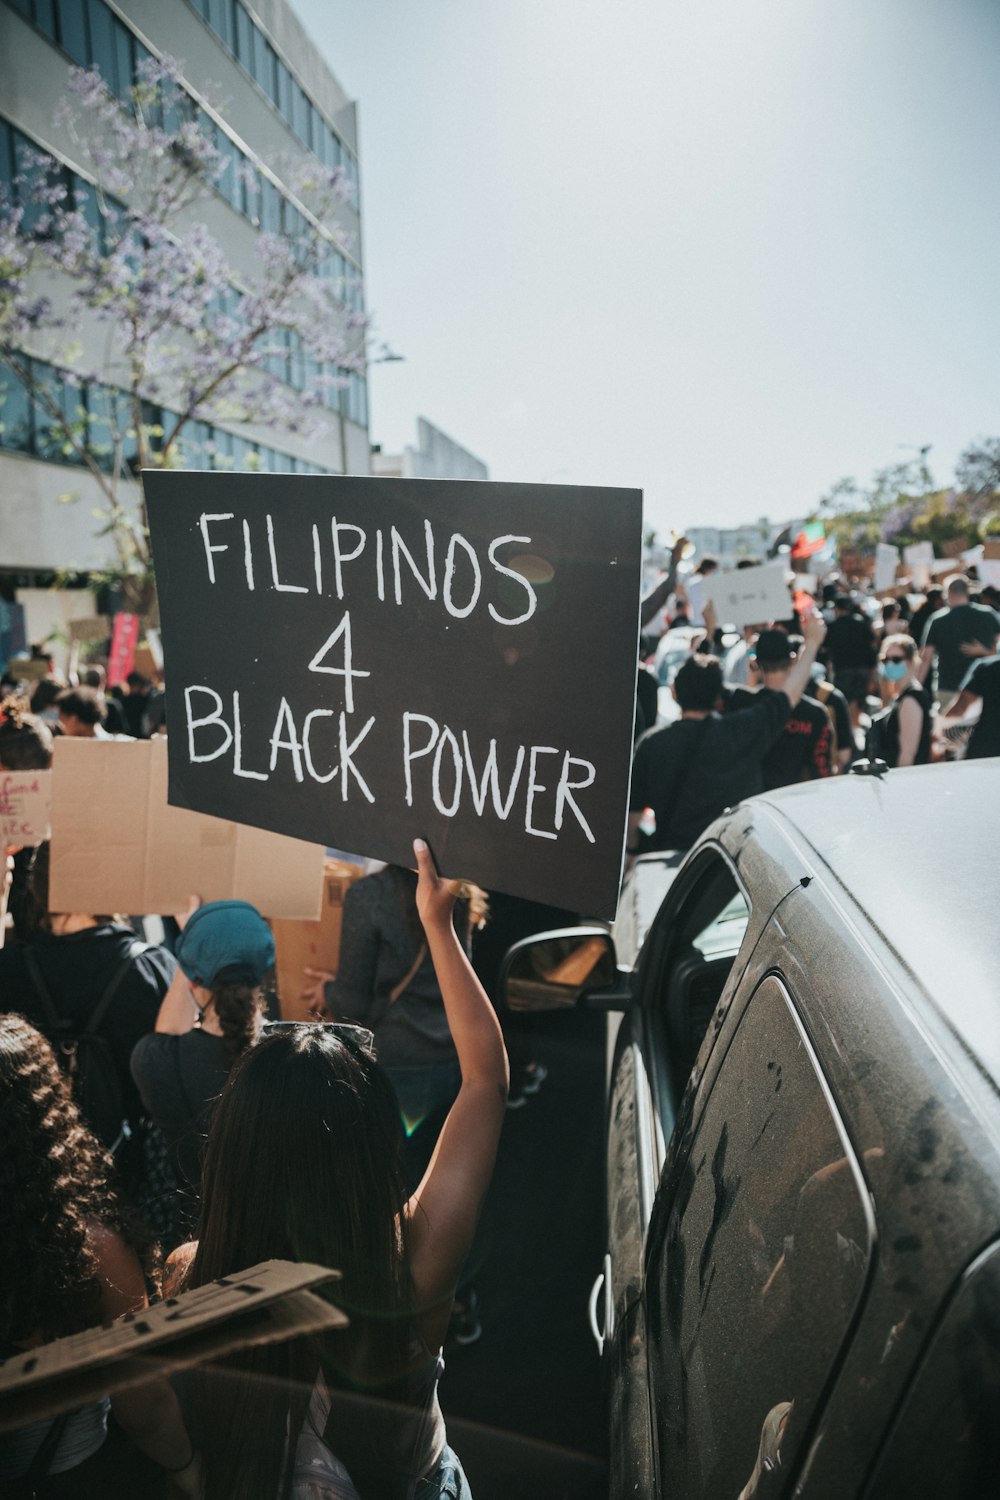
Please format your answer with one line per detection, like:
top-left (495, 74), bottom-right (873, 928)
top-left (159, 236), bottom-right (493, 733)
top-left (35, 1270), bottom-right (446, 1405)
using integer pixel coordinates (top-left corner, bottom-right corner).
top-left (211, 428), bottom-right (234, 469)
top-left (113, 17), bottom-right (134, 101)
top-left (291, 80), bottom-right (309, 144)
top-left (33, 365), bottom-right (82, 464)
top-left (252, 26), bottom-right (276, 100)
top-left (208, 0), bottom-right (235, 54)
top-left (86, 0), bottom-right (117, 94)
top-left (0, 121), bottom-right (14, 197)
top-left (57, 0), bottom-right (90, 66)
top-left (0, 360), bottom-right (33, 454)
top-left (86, 382), bottom-right (116, 472)
top-left (235, 3), bottom-right (254, 71)
top-left (260, 176), bottom-right (281, 235)
top-left (276, 57), bottom-right (292, 121)
top-left (241, 160), bottom-right (261, 225)
top-left (35, 0), bottom-right (58, 42)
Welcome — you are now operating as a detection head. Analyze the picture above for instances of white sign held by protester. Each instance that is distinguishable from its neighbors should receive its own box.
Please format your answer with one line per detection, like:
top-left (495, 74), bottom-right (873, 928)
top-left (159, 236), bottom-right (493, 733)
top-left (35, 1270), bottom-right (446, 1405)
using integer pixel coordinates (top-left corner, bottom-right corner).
top-left (701, 562), bottom-right (791, 630)
top-left (903, 541), bottom-right (934, 587)
top-left (875, 544), bottom-right (899, 593)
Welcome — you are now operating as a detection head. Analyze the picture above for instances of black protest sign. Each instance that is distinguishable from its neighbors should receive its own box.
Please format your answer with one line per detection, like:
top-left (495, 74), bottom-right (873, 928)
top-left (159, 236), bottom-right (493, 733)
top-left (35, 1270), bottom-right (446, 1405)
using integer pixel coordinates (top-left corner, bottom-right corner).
top-left (144, 473), bottom-right (642, 918)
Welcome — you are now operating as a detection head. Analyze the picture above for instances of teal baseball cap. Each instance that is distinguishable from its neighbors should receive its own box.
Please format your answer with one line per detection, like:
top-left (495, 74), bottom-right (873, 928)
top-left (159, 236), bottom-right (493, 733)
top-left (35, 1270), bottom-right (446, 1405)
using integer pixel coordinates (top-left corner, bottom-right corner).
top-left (175, 900), bottom-right (275, 988)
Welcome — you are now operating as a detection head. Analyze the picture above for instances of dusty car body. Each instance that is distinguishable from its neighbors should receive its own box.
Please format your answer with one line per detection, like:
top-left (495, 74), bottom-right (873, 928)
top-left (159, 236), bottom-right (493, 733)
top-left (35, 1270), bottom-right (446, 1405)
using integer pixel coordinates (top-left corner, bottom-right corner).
top-left (502, 761), bottom-right (1000, 1498)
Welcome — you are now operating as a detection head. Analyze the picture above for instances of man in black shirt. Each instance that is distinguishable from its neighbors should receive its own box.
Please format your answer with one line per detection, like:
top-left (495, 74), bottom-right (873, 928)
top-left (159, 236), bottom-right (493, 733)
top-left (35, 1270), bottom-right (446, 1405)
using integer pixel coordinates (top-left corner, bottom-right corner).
top-left (941, 655), bottom-right (1000, 760)
top-left (629, 610), bottom-right (827, 857)
top-left (919, 575), bottom-right (1000, 705)
top-left (727, 630), bottom-right (833, 789)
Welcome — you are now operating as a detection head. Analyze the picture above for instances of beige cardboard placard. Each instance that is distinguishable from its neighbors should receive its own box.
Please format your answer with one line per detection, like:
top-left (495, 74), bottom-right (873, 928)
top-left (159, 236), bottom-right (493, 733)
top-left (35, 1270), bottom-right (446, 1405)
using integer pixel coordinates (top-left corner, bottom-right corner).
top-left (0, 1260), bottom-right (344, 1431)
top-left (983, 539), bottom-right (1000, 561)
top-left (0, 769), bottom-right (52, 847)
top-left (49, 738), bottom-right (325, 918)
top-left (271, 858), bottom-right (368, 1019)
top-left (68, 616), bottom-right (112, 643)
top-left (7, 658), bottom-right (50, 682)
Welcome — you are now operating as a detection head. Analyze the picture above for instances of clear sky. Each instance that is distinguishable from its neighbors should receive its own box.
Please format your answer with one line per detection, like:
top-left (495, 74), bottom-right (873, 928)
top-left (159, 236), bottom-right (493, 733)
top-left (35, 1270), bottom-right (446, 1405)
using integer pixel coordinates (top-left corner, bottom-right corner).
top-left (290, 0), bottom-right (1000, 539)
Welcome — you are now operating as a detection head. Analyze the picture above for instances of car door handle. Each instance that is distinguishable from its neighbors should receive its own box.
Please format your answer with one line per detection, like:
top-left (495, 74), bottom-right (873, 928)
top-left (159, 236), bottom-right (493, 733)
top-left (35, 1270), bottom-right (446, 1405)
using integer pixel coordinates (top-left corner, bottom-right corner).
top-left (588, 1253), bottom-right (614, 1352)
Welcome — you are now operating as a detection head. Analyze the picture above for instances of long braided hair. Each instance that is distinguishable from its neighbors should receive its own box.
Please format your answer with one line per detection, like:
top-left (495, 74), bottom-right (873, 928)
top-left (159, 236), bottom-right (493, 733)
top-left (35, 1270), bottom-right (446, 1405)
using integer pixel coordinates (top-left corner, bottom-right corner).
top-left (0, 1014), bottom-right (145, 1346)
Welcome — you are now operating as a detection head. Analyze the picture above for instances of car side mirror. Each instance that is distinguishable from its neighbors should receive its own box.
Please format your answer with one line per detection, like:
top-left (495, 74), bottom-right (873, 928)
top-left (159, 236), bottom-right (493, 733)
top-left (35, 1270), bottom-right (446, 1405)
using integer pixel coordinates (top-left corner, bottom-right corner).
top-left (499, 927), bottom-right (632, 1013)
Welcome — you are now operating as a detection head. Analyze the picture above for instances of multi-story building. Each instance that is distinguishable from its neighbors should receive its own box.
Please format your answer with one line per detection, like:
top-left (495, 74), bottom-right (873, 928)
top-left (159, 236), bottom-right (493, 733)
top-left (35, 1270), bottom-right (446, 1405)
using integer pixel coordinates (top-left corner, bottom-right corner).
top-left (0, 0), bottom-right (369, 607)
top-left (371, 418), bottom-right (489, 484)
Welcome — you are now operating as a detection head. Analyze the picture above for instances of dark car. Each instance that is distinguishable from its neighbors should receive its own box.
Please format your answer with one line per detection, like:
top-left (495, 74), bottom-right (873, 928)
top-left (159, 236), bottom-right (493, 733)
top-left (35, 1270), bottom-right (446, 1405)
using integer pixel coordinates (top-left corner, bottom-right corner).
top-left (501, 761), bottom-right (1000, 1499)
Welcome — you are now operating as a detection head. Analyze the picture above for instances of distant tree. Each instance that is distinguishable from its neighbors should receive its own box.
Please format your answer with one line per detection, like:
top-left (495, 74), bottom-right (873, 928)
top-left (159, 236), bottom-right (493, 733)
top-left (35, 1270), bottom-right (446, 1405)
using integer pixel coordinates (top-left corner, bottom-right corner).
top-left (0, 58), bottom-right (366, 593)
top-left (955, 437), bottom-right (1000, 501)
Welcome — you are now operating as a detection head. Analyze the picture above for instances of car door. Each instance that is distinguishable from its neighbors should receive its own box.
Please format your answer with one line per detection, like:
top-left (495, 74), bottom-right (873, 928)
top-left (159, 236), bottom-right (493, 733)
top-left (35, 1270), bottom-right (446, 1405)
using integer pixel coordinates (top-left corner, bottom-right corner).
top-left (641, 967), bottom-right (874, 1498)
top-left (602, 845), bottom-right (761, 1500)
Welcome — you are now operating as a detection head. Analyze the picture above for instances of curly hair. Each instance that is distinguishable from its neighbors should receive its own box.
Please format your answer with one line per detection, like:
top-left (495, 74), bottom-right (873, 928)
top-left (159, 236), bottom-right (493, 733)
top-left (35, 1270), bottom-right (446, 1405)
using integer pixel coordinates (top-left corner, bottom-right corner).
top-left (211, 980), bottom-right (267, 1066)
top-left (0, 1015), bottom-right (139, 1345)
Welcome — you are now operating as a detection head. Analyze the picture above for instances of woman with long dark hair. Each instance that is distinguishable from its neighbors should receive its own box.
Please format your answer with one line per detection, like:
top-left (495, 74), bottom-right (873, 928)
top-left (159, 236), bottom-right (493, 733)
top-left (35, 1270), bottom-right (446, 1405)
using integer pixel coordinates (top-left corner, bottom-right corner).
top-left (131, 900), bottom-right (274, 1236)
top-left (169, 840), bottom-right (508, 1499)
top-left (0, 1014), bottom-right (194, 1495)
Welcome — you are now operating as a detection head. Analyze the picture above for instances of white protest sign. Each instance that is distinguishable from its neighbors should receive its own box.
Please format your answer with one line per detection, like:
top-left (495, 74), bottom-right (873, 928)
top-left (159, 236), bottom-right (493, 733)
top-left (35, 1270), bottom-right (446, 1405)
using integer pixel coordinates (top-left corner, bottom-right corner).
top-left (962, 545), bottom-right (985, 569)
top-left (701, 562), bottom-right (792, 629)
top-left (978, 559), bottom-right (1000, 588)
top-left (0, 769), bottom-right (51, 846)
top-left (875, 543), bottom-right (899, 593)
top-left (903, 541), bottom-right (934, 587)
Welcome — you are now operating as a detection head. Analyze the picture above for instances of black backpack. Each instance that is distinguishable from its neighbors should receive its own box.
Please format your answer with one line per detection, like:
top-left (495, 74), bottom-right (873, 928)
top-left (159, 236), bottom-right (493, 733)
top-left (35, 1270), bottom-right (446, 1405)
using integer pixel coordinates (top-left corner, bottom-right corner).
top-left (23, 940), bottom-right (147, 1154)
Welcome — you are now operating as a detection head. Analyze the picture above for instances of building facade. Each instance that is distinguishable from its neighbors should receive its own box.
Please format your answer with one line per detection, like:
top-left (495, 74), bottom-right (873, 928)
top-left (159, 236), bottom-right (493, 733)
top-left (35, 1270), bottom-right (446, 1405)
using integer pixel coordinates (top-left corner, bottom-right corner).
top-left (0, 0), bottom-right (370, 588)
top-left (371, 418), bottom-right (489, 483)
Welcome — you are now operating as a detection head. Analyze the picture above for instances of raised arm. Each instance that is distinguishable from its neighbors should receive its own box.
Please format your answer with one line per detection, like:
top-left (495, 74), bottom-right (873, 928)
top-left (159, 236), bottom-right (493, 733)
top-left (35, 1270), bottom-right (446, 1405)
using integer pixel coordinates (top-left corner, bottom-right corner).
top-left (405, 839), bottom-right (509, 1337)
top-left (782, 612), bottom-right (827, 707)
top-left (639, 536), bottom-right (689, 628)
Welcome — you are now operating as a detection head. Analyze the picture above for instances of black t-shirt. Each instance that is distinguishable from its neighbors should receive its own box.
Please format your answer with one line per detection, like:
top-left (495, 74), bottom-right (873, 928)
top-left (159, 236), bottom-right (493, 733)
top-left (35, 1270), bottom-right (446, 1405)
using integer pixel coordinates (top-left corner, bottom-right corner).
top-left (131, 1029), bottom-right (230, 1184)
top-left (960, 656), bottom-right (1000, 759)
top-left (0, 925), bottom-right (175, 1133)
top-left (727, 687), bottom-right (832, 789)
top-left (922, 603), bottom-right (1000, 691)
top-left (823, 612), bottom-right (877, 669)
top-left (630, 688), bottom-right (790, 851)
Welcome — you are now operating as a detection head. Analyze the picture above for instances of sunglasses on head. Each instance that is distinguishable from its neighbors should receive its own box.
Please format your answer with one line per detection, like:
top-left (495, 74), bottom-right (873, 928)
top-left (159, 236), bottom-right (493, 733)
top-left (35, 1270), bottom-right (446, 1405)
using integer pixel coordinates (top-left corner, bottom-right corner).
top-left (261, 1020), bottom-right (376, 1057)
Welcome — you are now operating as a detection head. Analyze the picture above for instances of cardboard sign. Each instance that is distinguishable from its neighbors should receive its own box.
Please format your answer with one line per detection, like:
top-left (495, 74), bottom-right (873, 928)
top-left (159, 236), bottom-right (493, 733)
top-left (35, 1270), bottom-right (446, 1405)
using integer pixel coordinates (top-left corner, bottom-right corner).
top-left (0, 1260), bottom-right (344, 1431)
top-left (49, 737), bottom-right (325, 917)
top-left (68, 616), bottom-right (112, 643)
top-left (7, 657), bottom-right (50, 682)
top-left (0, 769), bottom-right (51, 846)
top-left (144, 473), bottom-right (643, 919)
top-left (875, 544), bottom-right (899, 594)
top-left (271, 858), bottom-right (368, 1019)
top-left (700, 562), bottom-right (792, 629)
top-left (983, 539), bottom-right (1000, 562)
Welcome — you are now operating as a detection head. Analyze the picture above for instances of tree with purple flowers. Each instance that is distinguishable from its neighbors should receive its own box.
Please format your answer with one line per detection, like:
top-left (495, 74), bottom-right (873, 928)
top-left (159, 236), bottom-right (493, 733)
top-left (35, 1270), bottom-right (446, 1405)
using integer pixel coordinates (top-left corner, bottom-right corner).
top-left (0, 57), bottom-right (367, 590)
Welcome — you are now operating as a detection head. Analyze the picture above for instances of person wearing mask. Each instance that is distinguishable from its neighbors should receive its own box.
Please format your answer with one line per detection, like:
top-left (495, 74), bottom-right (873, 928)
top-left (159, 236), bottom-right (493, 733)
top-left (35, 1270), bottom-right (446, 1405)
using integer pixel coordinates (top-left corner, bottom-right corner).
top-left (628, 604), bottom-right (827, 860)
top-left (869, 634), bottom-right (933, 767)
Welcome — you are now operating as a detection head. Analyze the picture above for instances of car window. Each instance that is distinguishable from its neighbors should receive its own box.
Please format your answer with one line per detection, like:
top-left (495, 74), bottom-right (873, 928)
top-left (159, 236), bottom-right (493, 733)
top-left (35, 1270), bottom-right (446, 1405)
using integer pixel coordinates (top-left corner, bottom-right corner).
top-left (646, 974), bottom-right (872, 1499)
top-left (649, 853), bottom-right (750, 1099)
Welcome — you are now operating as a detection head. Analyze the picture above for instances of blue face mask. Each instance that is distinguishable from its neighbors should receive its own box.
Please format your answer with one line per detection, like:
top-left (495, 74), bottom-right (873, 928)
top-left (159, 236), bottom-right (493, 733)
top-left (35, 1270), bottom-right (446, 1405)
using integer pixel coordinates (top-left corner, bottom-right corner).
top-left (880, 660), bottom-right (908, 682)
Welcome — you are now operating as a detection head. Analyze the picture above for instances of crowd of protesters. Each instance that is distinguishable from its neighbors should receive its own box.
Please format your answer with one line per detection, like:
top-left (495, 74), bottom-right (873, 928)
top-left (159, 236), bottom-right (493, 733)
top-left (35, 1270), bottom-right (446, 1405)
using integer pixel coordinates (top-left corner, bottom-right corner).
top-left (1, 548), bottom-right (998, 1497)
top-left (629, 545), bottom-right (1000, 862)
